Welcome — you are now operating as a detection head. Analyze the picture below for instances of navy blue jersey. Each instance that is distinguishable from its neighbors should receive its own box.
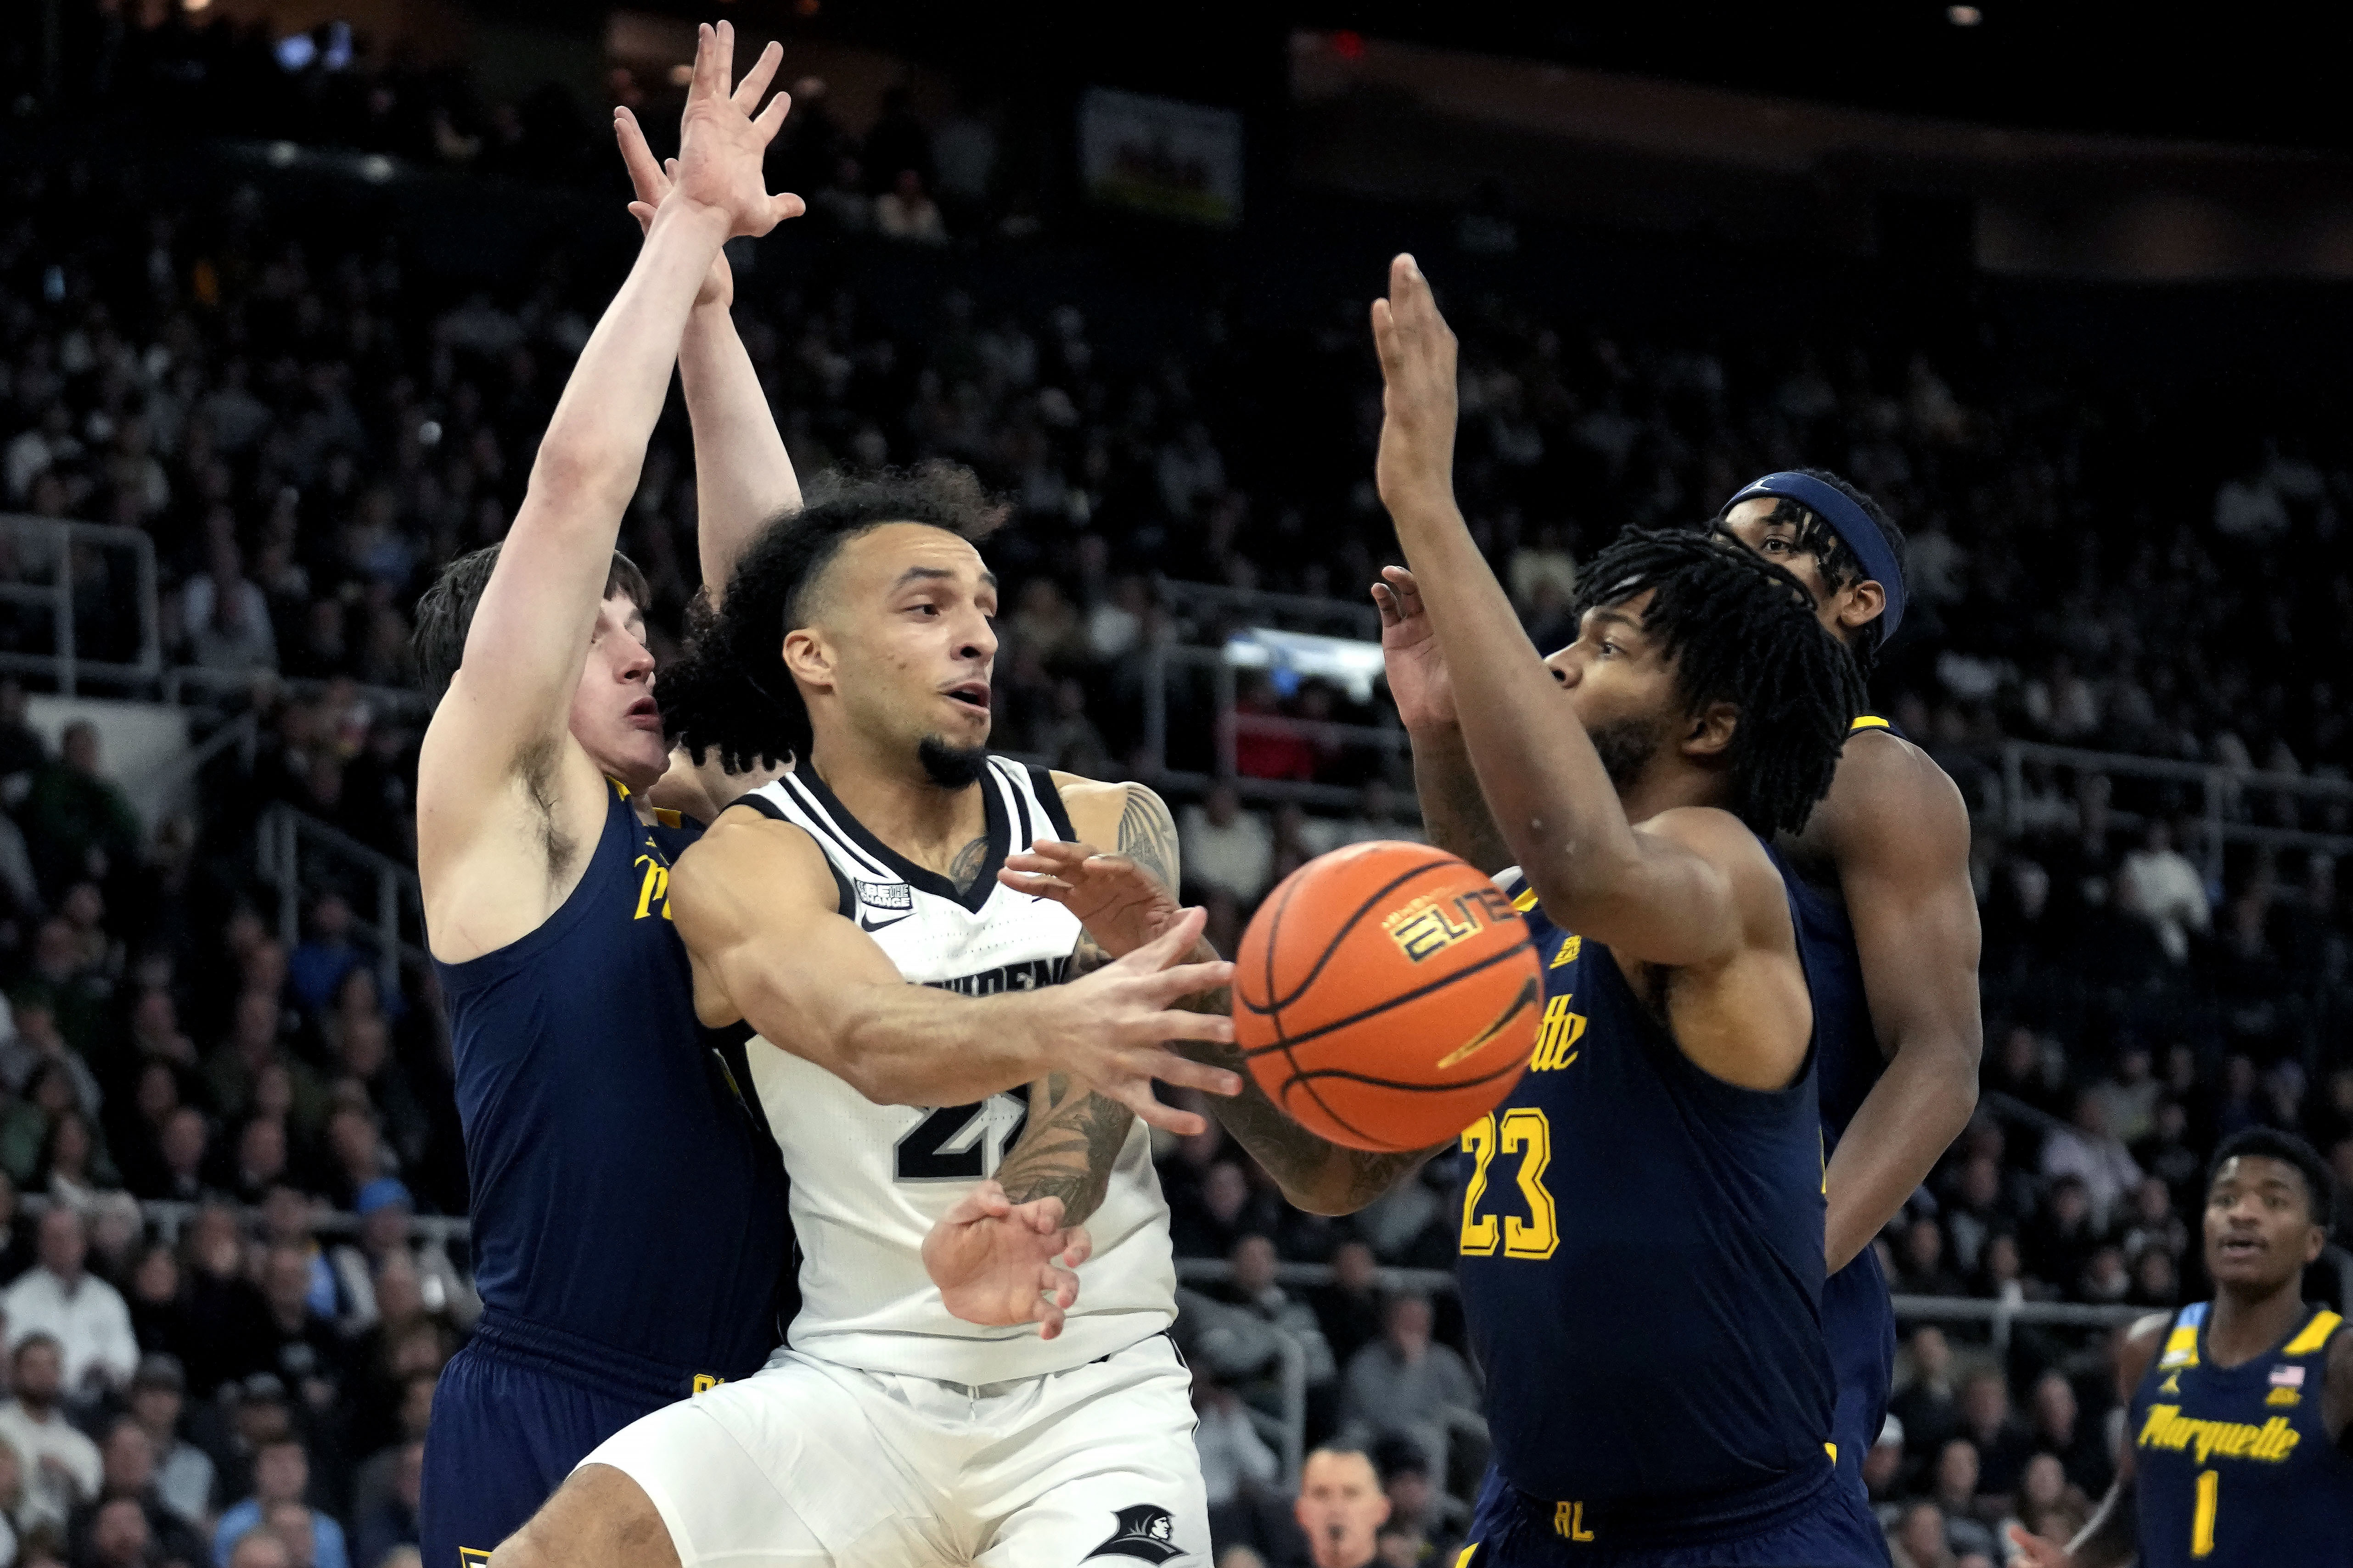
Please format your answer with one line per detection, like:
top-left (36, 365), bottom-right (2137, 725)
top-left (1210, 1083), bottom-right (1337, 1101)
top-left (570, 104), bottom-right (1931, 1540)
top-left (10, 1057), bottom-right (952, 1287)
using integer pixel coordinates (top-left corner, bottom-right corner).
top-left (2127, 1302), bottom-right (2353, 1568)
top-left (1456, 868), bottom-right (1836, 1544)
top-left (433, 779), bottom-right (792, 1389)
top-left (1803, 711), bottom-right (1907, 1142)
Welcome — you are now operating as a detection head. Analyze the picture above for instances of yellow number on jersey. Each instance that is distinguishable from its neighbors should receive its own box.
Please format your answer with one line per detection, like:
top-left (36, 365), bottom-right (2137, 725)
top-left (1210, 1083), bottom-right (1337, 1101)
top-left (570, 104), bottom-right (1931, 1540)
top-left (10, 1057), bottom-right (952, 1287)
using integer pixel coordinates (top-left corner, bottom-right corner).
top-left (2191, 1468), bottom-right (2218, 1558)
top-left (1460, 1117), bottom-right (1499, 1256)
top-left (1459, 1109), bottom-right (1559, 1260)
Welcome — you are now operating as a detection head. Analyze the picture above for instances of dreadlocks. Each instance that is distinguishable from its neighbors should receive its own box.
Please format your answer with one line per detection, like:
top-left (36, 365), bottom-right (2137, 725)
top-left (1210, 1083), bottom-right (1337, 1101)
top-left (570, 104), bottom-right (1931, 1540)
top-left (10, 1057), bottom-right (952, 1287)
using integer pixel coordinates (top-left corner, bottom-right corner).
top-left (1722, 468), bottom-right (1907, 678)
top-left (659, 463), bottom-right (1007, 774)
top-left (1571, 525), bottom-right (1864, 839)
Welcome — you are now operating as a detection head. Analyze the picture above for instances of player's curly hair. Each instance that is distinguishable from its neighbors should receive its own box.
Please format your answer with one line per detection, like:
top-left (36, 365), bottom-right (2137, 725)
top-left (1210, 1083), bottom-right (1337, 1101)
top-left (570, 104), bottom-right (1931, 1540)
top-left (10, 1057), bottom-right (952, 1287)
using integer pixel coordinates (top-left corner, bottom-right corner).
top-left (1572, 525), bottom-right (1864, 839)
top-left (661, 463), bottom-right (1008, 773)
top-left (1717, 467), bottom-right (1908, 678)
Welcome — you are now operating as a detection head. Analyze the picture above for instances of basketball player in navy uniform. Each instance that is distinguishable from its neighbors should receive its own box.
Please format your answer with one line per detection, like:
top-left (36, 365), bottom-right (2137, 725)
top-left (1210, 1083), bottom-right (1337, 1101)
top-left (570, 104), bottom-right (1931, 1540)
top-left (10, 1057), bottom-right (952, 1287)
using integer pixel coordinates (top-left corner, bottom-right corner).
top-left (410, 28), bottom-right (806, 1568)
top-left (1713, 473), bottom-right (1981, 1500)
top-left (483, 465), bottom-right (1247, 1568)
top-left (2010, 1128), bottom-right (2353, 1568)
top-left (1389, 478), bottom-right (1977, 1517)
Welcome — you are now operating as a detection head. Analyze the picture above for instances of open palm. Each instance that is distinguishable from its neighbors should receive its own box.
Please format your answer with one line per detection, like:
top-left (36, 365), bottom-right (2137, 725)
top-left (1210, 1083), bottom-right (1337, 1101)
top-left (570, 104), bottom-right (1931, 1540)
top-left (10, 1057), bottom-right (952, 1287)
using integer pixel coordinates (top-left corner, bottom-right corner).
top-left (668, 21), bottom-right (805, 241)
top-left (923, 1182), bottom-right (1093, 1341)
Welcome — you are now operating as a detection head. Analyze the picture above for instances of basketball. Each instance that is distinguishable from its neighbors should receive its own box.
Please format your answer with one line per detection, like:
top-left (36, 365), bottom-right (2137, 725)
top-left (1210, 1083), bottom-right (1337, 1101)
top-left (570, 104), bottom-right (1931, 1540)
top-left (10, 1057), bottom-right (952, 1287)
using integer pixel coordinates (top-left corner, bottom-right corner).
top-left (1234, 841), bottom-right (1545, 1153)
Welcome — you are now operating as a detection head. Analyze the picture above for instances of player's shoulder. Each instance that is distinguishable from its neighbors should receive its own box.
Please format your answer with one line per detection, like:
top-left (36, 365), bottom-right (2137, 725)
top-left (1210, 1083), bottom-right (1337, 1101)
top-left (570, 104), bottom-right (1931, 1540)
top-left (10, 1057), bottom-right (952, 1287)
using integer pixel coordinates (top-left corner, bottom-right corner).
top-left (1812, 719), bottom-right (1968, 855)
top-left (677, 799), bottom-right (837, 895)
top-left (1639, 804), bottom-right (1783, 875)
top-left (1050, 771), bottom-right (1168, 839)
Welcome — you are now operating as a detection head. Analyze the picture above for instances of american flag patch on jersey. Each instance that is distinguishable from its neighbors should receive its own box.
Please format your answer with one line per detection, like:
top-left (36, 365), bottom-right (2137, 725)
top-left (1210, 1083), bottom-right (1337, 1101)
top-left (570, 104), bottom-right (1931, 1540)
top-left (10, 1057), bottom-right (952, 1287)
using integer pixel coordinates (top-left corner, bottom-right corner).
top-left (2271, 1364), bottom-right (2306, 1387)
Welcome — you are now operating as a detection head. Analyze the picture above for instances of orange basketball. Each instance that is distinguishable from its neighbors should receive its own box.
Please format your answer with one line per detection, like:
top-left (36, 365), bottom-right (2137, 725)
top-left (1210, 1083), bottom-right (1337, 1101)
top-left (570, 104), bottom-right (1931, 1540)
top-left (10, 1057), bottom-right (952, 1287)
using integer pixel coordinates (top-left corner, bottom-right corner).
top-left (1234, 841), bottom-right (1544, 1153)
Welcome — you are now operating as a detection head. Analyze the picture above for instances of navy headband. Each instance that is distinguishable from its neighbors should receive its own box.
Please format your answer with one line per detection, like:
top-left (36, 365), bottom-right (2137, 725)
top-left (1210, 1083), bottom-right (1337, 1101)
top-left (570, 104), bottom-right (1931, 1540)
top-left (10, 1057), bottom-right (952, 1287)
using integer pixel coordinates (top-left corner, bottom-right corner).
top-left (1722, 471), bottom-right (1905, 641)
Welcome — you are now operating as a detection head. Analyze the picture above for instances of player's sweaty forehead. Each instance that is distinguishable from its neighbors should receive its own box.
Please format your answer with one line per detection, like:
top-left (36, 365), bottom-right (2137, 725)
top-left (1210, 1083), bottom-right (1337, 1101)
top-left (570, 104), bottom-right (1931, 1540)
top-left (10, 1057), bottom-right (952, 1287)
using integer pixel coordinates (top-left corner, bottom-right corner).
top-left (804, 522), bottom-right (996, 627)
top-left (2209, 1154), bottom-right (2310, 1213)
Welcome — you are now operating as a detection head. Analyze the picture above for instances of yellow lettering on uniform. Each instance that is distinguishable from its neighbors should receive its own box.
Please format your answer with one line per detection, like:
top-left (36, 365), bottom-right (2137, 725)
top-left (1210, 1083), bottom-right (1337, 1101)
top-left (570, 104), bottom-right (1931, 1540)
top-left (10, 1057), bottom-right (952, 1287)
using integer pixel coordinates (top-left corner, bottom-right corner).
top-left (1532, 996), bottom-right (1587, 1070)
top-left (691, 1374), bottom-right (723, 1394)
top-left (1553, 1501), bottom-right (1572, 1538)
top-left (1548, 934), bottom-right (1582, 969)
top-left (634, 854), bottom-right (672, 919)
top-left (1500, 1108), bottom-right (1559, 1259)
top-left (1570, 1503), bottom-right (1594, 1542)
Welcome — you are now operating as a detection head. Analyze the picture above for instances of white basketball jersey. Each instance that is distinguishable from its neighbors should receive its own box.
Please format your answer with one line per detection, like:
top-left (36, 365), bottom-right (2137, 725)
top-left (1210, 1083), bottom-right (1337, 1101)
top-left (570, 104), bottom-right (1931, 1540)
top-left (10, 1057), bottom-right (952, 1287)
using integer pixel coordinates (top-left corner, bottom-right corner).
top-left (737, 757), bottom-right (1177, 1383)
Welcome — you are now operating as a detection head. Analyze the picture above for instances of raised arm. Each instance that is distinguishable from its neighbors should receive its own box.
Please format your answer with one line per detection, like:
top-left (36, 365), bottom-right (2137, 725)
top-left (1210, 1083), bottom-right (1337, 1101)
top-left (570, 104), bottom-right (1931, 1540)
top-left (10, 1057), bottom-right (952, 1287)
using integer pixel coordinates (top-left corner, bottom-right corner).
top-left (1369, 255), bottom-right (1752, 971)
top-left (668, 809), bottom-right (1238, 1131)
top-left (614, 106), bottom-right (802, 597)
top-left (418, 27), bottom-right (799, 926)
top-left (1816, 732), bottom-right (1982, 1270)
top-left (1373, 565), bottom-right (1513, 876)
top-left (999, 783), bottom-right (1448, 1216)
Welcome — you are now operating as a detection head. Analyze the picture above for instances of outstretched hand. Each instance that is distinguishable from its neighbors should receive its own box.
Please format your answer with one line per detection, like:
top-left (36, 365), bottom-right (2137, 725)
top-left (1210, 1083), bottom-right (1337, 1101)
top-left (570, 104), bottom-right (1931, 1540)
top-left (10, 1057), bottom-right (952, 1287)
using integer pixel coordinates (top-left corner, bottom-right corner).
top-left (614, 106), bottom-right (731, 310)
top-left (923, 1181), bottom-right (1094, 1341)
top-left (1000, 838), bottom-right (1185, 960)
top-left (1046, 906), bottom-right (1241, 1136)
top-left (1370, 253), bottom-right (1460, 519)
top-left (1371, 564), bottom-right (1458, 731)
top-left (664, 22), bottom-right (806, 240)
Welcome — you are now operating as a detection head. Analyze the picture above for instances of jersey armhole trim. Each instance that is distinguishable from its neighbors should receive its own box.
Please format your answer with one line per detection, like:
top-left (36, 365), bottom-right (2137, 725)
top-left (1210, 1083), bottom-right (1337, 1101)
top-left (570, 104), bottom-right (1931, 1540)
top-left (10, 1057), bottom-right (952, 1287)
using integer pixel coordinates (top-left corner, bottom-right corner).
top-left (1028, 763), bottom-right (1080, 842)
top-left (730, 792), bottom-right (854, 917)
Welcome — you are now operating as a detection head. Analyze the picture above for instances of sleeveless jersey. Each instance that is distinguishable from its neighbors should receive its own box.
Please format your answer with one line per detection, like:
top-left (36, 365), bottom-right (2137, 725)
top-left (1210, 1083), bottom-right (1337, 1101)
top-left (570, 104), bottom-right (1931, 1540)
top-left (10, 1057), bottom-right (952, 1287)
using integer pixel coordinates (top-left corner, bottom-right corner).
top-left (433, 779), bottom-right (793, 1397)
top-left (736, 756), bottom-right (1177, 1385)
top-left (2127, 1301), bottom-right (2353, 1567)
top-left (1456, 867), bottom-right (1836, 1544)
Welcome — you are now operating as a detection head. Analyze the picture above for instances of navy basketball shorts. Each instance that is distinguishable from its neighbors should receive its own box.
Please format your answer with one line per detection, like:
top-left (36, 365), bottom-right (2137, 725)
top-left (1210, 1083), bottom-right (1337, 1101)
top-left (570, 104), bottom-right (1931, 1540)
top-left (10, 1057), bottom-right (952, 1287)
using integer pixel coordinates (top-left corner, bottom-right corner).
top-left (1457, 1462), bottom-right (1889, 1568)
top-left (420, 1332), bottom-right (690, 1568)
top-left (1821, 1245), bottom-right (1898, 1497)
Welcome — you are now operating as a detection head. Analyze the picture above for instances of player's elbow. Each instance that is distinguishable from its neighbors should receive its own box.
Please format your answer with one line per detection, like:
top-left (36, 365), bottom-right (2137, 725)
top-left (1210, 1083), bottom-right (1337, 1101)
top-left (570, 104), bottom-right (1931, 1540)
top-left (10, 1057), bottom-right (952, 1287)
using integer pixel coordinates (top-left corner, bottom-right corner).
top-left (527, 443), bottom-right (640, 520)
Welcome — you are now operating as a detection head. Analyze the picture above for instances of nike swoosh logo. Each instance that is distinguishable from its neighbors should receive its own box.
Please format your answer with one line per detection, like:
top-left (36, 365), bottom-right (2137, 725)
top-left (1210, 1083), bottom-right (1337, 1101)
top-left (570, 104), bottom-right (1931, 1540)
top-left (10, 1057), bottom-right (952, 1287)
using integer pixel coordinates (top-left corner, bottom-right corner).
top-left (858, 912), bottom-right (911, 933)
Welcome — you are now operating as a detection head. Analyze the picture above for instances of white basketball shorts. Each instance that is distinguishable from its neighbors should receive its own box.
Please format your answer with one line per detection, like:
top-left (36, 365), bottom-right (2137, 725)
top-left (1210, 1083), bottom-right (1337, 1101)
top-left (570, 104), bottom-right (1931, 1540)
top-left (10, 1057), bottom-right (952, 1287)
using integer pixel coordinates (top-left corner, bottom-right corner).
top-left (579, 1334), bottom-right (1209, 1567)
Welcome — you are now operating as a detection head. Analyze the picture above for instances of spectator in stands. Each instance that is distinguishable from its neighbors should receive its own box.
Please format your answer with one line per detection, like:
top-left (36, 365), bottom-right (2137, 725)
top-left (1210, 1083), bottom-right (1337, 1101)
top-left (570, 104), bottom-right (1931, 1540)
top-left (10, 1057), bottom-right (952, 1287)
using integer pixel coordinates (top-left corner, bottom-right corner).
top-left (125, 1356), bottom-right (209, 1533)
top-left (1373, 1441), bottom-right (1456, 1566)
top-left (177, 1210), bottom-right (273, 1397)
top-left (1179, 784), bottom-right (1273, 905)
top-left (2005, 1450), bottom-right (2090, 1549)
top-left (1194, 1377), bottom-right (1280, 1556)
top-left (67, 1417), bottom-right (206, 1567)
top-left (1927, 1439), bottom-right (1998, 1558)
top-left (2087, 1044), bottom-right (2160, 1146)
top-left (0, 1334), bottom-right (101, 1532)
top-left (348, 1439), bottom-right (421, 1568)
top-left (206, 996), bottom-right (323, 1136)
top-left (1170, 1161), bottom-right (1278, 1260)
top-left (212, 1438), bottom-right (345, 1568)
top-left (0, 1434), bottom-right (23, 1567)
top-left (2117, 820), bottom-right (2209, 963)
top-left (1890, 1325), bottom-right (1959, 1468)
top-left (1954, 1368), bottom-right (2035, 1504)
top-left (0, 683), bottom-right (46, 802)
top-left (19, 722), bottom-right (140, 899)
top-left (138, 1109), bottom-right (210, 1206)
top-left (286, 898), bottom-right (362, 1018)
top-left (0, 1171), bottom-right (35, 1285)
top-left (326, 1019), bottom-right (425, 1175)
top-left (1862, 1416), bottom-right (1906, 1526)
top-left (874, 169), bottom-right (947, 246)
top-left (2021, 1174), bottom-right (2100, 1294)
top-left (1292, 1447), bottom-right (1387, 1568)
top-left (182, 540), bottom-right (279, 673)
top-left (1307, 1239), bottom-right (1386, 1373)
top-left (1889, 1500), bottom-right (1960, 1568)
top-left (2, 1209), bottom-right (137, 1395)
top-left (2040, 1090), bottom-right (2144, 1231)
top-left (1337, 1295), bottom-right (1480, 1480)
top-left (2025, 1369), bottom-right (2110, 1497)
top-left (254, 1246), bottom-right (344, 1417)
top-left (81, 1494), bottom-right (155, 1568)
top-left (1893, 1217), bottom-right (1968, 1299)
top-left (225, 1528), bottom-right (292, 1568)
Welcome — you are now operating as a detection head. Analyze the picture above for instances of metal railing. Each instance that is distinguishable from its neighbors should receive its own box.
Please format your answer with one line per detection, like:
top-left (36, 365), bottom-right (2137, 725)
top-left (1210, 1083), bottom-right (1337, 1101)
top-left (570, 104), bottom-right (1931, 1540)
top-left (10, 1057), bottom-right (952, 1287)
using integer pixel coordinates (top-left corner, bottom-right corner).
top-left (1994, 739), bottom-right (2353, 881)
top-left (0, 514), bottom-right (163, 695)
top-left (255, 802), bottom-right (428, 998)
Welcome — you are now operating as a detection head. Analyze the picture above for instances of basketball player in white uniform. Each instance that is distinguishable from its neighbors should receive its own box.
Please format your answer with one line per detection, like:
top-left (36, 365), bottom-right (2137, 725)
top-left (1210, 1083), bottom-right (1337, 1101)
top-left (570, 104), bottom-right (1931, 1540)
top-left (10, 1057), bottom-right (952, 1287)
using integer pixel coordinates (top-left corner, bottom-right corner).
top-left (487, 465), bottom-right (1241, 1568)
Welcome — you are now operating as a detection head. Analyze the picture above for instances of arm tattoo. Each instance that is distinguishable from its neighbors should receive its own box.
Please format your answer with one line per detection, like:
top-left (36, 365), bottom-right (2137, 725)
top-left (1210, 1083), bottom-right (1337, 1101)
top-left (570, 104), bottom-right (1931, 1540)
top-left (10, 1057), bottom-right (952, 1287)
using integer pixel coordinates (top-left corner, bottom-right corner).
top-left (994, 1072), bottom-right (1134, 1225)
top-left (1129, 780), bottom-right (1438, 1208)
top-left (1120, 784), bottom-right (1183, 891)
top-left (947, 834), bottom-right (990, 896)
top-left (1173, 1034), bottom-right (1444, 1211)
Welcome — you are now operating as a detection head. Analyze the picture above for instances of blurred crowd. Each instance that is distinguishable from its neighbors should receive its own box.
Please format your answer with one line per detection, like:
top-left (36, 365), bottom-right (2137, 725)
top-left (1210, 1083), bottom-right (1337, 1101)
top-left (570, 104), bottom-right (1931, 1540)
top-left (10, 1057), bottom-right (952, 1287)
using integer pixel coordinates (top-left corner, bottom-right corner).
top-left (3, 5), bottom-right (2353, 1567)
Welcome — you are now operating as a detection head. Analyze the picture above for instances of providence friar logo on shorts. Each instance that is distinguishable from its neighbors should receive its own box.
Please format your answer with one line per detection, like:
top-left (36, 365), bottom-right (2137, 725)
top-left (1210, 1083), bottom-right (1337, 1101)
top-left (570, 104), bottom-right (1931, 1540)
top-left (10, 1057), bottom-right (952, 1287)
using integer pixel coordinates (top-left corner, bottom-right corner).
top-left (1084, 1503), bottom-right (1184, 1563)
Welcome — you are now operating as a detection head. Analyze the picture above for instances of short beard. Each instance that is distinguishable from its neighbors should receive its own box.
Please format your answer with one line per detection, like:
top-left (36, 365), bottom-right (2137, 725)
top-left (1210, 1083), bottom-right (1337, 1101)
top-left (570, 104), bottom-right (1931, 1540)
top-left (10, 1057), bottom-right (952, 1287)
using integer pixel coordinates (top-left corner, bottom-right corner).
top-left (917, 734), bottom-right (989, 789)
top-left (1586, 715), bottom-right (1663, 794)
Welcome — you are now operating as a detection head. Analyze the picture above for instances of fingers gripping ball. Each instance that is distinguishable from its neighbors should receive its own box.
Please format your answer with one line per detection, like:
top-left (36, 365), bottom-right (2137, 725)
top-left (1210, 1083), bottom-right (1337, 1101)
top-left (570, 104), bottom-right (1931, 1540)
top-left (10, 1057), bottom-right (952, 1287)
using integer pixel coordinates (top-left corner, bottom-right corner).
top-left (1235, 842), bottom-right (1543, 1153)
